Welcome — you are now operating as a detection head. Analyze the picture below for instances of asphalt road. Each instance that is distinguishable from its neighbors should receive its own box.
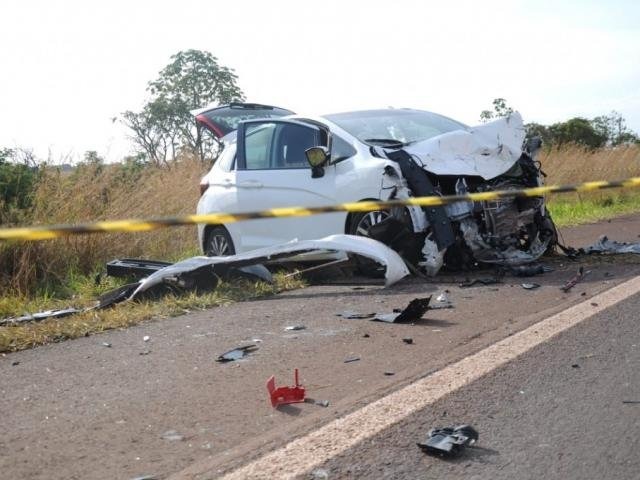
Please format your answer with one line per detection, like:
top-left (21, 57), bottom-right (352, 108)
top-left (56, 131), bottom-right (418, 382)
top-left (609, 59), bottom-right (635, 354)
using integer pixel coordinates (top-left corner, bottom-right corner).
top-left (312, 290), bottom-right (640, 480)
top-left (1, 214), bottom-right (640, 480)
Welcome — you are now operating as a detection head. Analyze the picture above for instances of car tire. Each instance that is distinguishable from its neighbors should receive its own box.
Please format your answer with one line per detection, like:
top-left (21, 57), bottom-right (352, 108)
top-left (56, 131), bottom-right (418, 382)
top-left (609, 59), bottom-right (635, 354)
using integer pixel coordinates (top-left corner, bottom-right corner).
top-left (204, 226), bottom-right (236, 257)
top-left (348, 210), bottom-right (391, 277)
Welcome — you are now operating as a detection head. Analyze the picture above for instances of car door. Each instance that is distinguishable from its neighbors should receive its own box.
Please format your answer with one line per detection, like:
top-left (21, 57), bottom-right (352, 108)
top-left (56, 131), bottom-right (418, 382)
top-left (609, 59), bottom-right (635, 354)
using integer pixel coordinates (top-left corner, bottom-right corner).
top-left (231, 119), bottom-right (344, 250)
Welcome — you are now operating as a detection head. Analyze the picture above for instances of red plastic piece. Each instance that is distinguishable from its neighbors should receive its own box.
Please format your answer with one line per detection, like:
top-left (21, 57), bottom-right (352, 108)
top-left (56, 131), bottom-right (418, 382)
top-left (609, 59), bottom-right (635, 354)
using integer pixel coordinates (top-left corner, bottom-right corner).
top-left (267, 368), bottom-right (306, 407)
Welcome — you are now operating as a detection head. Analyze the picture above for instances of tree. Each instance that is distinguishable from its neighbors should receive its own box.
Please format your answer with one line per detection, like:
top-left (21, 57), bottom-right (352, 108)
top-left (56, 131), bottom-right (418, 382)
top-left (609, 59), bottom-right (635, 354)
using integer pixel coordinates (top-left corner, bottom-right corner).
top-left (480, 98), bottom-right (514, 123)
top-left (548, 117), bottom-right (607, 149)
top-left (0, 148), bottom-right (39, 223)
top-left (591, 111), bottom-right (639, 146)
top-left (123, 49), bottom-right (245, 164)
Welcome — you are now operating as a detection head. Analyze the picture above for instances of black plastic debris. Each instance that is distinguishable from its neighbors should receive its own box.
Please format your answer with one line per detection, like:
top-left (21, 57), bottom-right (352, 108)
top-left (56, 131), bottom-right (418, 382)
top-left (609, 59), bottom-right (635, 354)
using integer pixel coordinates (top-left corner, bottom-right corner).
top-left (509, 264), bottom-right (553, 277)
top-left (417, 425), bottom-right (479, 456)
top-left (402, 337), bottom-right (414, 344)
top-left (97, 282), bottom-right (141, 309)
top-left (460, 276), bottom-right (501, 288)
top-left (561, 266), bottom-right (590, 292)
top-left (344, 356), bottom-right (361, 363)
top-left (384, 371), bottom-right (395, 376)
top-left (372, 297), bottom-right (431, 323)
top-left (337, 311), bottom-right (375, 319)
top-left (521, 283), bottom-right (540, 290)
top-left (106, 258), bottom-right (172, 279)
top-left (0, 307), bottom-right (82, 326)
top-left (216, 344), bottom-right (259, 362)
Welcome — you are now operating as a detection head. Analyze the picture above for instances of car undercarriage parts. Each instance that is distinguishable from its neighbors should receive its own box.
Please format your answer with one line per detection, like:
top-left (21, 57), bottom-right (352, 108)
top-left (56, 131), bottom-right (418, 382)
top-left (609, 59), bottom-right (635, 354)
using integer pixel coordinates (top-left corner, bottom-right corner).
top-left (582, 235), bottom-right (640, 255)
top-left (384, 149), bottom-right (455, 251)
top-left (267, 368), bottom-right (306, 407)
top-left (561, 266), bottom-right (590, 292)
top-left (417, 425), bottom-right (479, 456)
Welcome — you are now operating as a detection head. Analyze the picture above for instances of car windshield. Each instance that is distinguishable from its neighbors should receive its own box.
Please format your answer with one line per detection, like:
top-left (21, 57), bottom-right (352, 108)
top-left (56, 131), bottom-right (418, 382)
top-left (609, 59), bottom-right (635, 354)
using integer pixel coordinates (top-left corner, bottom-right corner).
top-left (323, 109), bottom-right (467, 146)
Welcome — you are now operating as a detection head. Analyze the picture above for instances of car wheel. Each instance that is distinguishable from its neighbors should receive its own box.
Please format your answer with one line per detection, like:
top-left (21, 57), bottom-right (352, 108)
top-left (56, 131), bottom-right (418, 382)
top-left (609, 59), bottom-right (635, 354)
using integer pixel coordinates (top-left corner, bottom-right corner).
top-left (349, 211), bottom-right (391, 237)
top-left (204, 226), bottom-right (236, 257)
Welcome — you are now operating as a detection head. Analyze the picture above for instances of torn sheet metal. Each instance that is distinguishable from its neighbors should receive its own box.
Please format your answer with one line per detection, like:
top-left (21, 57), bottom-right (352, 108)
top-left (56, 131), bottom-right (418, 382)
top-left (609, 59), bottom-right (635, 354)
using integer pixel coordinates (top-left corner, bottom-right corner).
top-left (132, 235), bottom-right (409, 299)
top-left (405, 113), bottom-right (525, 180)
top-left (583, 235), bottom-right (640, 255)
top-left (372, 297), bottom-right (431, 323)
top-left (0, 307), bottom-right (82, 326)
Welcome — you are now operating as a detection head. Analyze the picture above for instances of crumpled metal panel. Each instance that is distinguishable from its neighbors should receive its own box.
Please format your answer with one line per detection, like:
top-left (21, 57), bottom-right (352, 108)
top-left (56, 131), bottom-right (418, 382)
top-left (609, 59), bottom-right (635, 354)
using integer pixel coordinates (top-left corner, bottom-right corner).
top-left (405, 113), bottom-right (525, 180)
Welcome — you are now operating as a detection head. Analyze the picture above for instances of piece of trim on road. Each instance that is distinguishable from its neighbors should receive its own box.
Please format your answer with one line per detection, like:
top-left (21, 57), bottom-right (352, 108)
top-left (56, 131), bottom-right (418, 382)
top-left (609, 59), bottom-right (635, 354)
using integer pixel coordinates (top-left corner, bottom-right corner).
top-left (173, 275), bottom-right (640, 480)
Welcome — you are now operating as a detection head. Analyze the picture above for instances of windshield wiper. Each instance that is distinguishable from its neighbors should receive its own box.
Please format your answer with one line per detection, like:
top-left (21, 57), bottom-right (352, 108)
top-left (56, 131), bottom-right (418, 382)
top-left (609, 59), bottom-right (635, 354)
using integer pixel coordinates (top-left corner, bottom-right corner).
top-left (363, 138), bottom-right (407, 148)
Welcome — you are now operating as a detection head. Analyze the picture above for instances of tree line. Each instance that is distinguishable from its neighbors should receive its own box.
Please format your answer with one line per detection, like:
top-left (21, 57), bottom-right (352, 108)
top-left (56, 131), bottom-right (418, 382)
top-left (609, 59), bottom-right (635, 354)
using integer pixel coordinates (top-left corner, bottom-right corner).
top-left (481, 98), bottom-right (639, 149)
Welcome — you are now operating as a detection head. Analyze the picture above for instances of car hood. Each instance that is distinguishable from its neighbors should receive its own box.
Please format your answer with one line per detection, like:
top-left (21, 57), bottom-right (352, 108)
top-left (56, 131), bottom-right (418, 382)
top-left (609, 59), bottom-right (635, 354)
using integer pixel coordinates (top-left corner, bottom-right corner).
top-left (404, 112), bottom-right (526, 180)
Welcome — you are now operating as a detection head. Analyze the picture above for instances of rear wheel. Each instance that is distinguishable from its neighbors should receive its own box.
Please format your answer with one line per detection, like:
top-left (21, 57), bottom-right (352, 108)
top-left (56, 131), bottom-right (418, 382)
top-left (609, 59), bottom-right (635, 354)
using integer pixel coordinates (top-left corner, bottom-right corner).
top-left (204, 226), bottom-right (236, 257)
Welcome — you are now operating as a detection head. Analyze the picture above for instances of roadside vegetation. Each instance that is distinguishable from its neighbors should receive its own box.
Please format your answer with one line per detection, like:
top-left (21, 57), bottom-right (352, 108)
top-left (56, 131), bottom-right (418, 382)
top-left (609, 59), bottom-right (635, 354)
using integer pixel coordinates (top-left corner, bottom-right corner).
top-left (2, 56), bottom-right (640, 351)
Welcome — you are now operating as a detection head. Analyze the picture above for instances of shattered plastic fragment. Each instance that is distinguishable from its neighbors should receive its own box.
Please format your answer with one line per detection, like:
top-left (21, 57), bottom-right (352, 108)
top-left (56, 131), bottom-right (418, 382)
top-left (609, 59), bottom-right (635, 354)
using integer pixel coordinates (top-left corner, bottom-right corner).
top-left (161, 430), bottom-right (184, 442)
top-left (521, 283), bottom-right (540, 290)
top-left (561, 267), bottom-right (590, 292)
top-left (372, 297), bottom-right (431, 323)
top-left (431, 292), bottom-right (453, 309)
top-left (344, 356), bottom-right (361, 363)
top-left (285, 325), bottom-right (306, 331)
top-left (337, 311), bottom-right (375, 319)
top-left (216, 344), bottom-right (258, 362)
top-left (583, 235), bottom-right (640, 255)
top-left (417, 425), bottom-right (479, 456)
top-left (0, 307), bottom-right (82, 326)
top-left (267, 368), bottom-right (306, 407)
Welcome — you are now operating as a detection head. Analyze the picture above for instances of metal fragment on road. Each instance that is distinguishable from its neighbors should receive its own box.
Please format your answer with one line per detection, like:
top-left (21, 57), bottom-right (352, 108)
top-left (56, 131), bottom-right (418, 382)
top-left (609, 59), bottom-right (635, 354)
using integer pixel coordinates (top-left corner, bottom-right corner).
top-left (521, 283), bottom-right (540, 290)
top-left (561, 266), bottom-right (590, 292)
top-left (101, 342), bottom-right (112, 348)
top-left (285, 325), bottom-right (306, 331)
top-left (417, 425), bottom-right (479, 456)
top-left (161, 430), bottom-right (184, 442)
top-left (372, 297), bottom-right (431, 323)
top-left (216, 344), bottom-right (258, 362)
top-left (431, 292), bottom-right (454, 309)
top-left (344, 356), bottom-right (360, 363)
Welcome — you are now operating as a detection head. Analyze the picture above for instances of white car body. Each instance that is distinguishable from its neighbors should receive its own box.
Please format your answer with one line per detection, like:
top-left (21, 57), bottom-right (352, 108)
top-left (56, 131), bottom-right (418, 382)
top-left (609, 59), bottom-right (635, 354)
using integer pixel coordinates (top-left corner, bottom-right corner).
top-left (195, 105), bottom-right (527, 258)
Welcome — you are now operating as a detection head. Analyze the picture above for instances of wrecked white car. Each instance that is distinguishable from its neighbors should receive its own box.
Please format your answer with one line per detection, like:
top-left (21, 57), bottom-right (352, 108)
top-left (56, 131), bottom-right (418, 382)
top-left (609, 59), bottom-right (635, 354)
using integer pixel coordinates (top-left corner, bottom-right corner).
top-left (194, 103), bottom-right (557, 275)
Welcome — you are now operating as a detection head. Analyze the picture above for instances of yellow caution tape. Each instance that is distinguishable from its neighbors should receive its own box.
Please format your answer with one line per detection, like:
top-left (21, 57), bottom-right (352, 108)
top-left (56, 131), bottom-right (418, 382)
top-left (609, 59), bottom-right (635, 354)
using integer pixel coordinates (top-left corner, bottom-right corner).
top-left (2, 177), bottom-right (640, 242)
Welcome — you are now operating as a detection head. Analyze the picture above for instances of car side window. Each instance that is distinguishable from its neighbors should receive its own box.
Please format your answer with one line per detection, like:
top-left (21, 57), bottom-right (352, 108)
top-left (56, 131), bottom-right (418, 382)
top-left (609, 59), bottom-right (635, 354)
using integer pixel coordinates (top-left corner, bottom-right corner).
top-left (241, 122), bottom-right (321, 170)
top-left (217, 146), bottom-right (236, 172)
top-left (331, 135), bottom-right (357, 161)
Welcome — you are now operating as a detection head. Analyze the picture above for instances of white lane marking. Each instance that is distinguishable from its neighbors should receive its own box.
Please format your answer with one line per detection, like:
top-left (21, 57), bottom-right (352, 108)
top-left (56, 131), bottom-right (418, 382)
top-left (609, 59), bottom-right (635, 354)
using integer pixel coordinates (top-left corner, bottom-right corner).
top-left (175, 275), bottom-right (640, 480)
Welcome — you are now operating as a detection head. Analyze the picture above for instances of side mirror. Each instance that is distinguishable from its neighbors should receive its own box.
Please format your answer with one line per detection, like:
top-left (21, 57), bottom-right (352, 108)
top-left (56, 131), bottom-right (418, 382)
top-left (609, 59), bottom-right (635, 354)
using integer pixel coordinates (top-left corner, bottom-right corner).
top-left (305, 146), bottom-right (330, 178)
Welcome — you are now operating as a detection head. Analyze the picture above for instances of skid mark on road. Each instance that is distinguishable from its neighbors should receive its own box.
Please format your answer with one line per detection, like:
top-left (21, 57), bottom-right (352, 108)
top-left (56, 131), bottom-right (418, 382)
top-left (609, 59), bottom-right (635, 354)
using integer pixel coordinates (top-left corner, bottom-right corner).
top-left (173, 275), bottom-right (640, 480)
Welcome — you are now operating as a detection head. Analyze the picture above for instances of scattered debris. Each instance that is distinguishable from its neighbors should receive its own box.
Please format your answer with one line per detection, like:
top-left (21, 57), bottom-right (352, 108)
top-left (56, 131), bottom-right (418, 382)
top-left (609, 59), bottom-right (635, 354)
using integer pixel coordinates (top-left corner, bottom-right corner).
top-left (571, 364), bottom-right (580, 368)
top-left (344, 356), bottom-right (361, 363)
top-left (459, 276), bottom-right (501, 288)
top-left (139, 350), bottom-right (151, 356)
top-left (622, 400), bottom-right (640, 404)
top-left (11, 360), bottom-right (20, 366)
top-left (362, 333), bottom-right (370, 338)
top-left (130, 475), bottom-right (157, 480)
top-left (101, 342), bottom-right (112, 348)
top-left (310, 468), bottom-right (329, 480)
top-left (430, 292), bottom-right (454, 309)
top-left (0, 307), bottom-right (82, 326)
top-left (384, 371), bottom-right (395, 376)
top-left (143, 335), bottom-right (150, 342)
top-left (561, 266), bottom-right (590, 292)
top-left (417, 425), bottom-right (479, 456)
top-left (304, 398), bottom-right (330, 408)
top-left (583, 235), bottom-right (640, 255)
top-left (521, 283), bottom-right (540, 290)
top-left (285, 325), bottom-right (306, 331)
top-left (216, 344), bottom-right (258, 362)
top-left (106, 258), bottom-right (171, 279)
top-left (372, 297), bottom-right (431, 323)
top-left (161, 430), bottom-right (185, 442)
top-left (402, 337), bottom-right (414, 345)
top-left (337, 311), bottom-right (375, 319)
top-left (591, 302), bottom-right (599, 307)
top-left (267, 368), bottom-right (306, 407)
top-left (508, 264), bottom-right (553, 277)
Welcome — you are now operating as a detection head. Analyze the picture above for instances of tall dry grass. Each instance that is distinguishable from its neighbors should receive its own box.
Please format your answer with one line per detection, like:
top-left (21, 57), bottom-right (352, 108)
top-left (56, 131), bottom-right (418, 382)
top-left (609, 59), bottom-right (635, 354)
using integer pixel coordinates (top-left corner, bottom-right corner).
top-left (2, 144), bottom-right (640, 295)
top-left (1, 155), bottom-right (208, 294)
top-left (541, 144), bottom-right (640, 190)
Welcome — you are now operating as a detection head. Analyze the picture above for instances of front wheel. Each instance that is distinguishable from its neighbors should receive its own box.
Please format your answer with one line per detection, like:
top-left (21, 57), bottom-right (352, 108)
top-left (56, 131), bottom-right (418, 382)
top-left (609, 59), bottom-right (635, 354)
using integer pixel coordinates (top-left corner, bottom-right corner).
top-left (204, 226), bottom-right (236, 257)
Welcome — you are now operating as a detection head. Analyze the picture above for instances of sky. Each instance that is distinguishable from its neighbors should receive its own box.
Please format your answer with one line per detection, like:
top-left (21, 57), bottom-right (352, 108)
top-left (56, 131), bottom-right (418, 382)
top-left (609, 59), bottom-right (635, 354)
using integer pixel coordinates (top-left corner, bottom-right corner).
top-left (1, 0), bottom-right (639, 163)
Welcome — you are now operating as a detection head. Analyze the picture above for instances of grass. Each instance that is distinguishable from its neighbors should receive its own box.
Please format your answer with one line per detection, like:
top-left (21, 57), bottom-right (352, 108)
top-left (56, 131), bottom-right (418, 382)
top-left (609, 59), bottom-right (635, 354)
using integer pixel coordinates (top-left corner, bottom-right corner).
top-left (3, 144), bottom-right (640, 352)
top-left (548, 192), bottom-right (640, 227)
top-left (0, 272), bottom-right (305, 353)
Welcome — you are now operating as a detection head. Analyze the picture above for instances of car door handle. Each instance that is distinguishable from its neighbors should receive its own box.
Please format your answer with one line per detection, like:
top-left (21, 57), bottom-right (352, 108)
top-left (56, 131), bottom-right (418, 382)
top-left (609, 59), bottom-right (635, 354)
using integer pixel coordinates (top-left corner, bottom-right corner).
top-left (238, 180), bottom-right (263, 188)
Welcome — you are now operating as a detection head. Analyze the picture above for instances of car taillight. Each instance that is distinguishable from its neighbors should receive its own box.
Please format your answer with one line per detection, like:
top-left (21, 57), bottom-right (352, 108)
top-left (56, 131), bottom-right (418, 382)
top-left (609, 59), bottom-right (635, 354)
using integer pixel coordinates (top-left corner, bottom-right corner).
top-left (199, 182), bottom-right (209, 196)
